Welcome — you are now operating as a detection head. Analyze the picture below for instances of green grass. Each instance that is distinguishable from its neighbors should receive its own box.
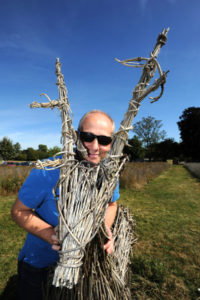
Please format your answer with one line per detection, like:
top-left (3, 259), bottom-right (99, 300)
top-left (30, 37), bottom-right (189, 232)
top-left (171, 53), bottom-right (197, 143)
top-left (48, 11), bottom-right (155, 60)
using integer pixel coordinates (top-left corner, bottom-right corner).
top-left (0, 195), bottom-right (26, 299)
top-left (119, 165), bottom-right (200, 299)
top-left (0, 165), bottom-right (200, 299)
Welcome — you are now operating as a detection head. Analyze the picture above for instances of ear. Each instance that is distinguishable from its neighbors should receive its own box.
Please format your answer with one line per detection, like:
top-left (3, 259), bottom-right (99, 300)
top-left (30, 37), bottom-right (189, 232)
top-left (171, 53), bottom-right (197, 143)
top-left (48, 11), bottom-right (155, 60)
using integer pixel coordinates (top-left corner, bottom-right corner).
top-left (74, 130), bottom-right (79, 145)
top-left (75, 131), bottom-right (88, 160)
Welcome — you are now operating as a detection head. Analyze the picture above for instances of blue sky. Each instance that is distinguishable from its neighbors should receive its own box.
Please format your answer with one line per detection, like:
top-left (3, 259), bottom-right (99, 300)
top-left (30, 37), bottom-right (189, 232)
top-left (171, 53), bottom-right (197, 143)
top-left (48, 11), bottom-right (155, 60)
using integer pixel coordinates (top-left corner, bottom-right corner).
top-left (1, 0), bottom-right (200, 149)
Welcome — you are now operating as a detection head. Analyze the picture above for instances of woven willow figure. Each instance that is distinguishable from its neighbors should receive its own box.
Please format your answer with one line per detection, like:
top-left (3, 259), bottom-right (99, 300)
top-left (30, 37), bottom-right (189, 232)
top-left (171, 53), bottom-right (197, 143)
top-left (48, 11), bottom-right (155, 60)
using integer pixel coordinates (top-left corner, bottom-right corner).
top-left (30, 28), bottom-right (169, 299)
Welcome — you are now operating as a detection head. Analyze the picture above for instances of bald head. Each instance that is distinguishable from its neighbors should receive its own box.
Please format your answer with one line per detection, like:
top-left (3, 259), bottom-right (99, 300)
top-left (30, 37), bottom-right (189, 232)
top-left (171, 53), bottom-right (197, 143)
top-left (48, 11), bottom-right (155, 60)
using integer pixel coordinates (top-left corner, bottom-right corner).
top-left (78, 110), bottom-right (115, 133)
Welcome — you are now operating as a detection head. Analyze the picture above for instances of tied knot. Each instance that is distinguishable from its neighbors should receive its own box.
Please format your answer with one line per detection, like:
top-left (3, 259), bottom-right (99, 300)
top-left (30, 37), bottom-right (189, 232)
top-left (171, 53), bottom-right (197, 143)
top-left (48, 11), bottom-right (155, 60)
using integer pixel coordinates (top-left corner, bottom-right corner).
top-left (157, 33), bottom-right (167, 46)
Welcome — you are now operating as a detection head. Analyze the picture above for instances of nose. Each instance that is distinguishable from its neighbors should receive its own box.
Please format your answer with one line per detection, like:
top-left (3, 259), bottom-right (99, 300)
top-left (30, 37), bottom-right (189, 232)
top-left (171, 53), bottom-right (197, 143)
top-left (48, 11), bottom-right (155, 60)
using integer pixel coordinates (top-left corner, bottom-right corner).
top-left (90, 137), bottom-right (99, 150)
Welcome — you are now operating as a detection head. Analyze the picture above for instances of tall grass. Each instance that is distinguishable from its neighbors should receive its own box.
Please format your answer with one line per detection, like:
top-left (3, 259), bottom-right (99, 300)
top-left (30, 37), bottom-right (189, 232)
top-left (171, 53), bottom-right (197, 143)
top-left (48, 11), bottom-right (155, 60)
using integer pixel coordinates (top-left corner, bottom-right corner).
top-left (0, 166), bottom-right (32, 195)
top-left (0, 162), bottom-right (169, 194)
top-left (120, 162), bottom-right (169, 189)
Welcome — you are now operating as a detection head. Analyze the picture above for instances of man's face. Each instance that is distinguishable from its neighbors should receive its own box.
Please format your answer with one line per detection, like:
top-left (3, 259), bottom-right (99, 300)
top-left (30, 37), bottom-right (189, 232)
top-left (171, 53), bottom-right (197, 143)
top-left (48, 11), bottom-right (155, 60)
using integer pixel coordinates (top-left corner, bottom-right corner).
top-left (81, 113), bottom-right (113, 164)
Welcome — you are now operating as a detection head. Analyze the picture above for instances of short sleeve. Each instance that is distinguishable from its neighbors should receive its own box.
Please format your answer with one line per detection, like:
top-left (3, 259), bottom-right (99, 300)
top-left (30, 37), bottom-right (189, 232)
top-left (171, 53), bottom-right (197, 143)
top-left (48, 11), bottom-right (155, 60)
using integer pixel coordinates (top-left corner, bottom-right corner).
top-left (110, 180), bottom-right (120, 202)
top-left (18, 168), bottom-right (53, 209)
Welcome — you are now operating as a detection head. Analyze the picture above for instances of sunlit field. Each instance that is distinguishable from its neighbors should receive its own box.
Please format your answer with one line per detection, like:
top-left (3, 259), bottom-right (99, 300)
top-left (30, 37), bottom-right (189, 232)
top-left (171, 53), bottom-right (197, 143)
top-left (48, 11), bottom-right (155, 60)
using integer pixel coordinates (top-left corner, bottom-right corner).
top-left (0, 164), bottom-right (200, 299)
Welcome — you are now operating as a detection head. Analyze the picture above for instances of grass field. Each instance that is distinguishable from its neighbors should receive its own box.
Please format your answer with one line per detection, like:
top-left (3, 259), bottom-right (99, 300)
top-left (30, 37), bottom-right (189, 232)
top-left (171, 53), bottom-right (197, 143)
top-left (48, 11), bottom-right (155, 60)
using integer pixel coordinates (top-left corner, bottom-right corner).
top-left (0, 165), bottom-right (200, 299)
top-left (0, 194), bottom-right (26, 299)
top-left (119, 165), bottom-right (200, 299)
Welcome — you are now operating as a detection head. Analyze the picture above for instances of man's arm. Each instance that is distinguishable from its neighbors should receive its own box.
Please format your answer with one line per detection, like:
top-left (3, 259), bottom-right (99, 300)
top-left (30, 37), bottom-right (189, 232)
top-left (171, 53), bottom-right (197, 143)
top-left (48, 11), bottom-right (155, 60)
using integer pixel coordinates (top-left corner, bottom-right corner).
top-left (105, 201), bottom-right (117, 229)
top-left (104, 201), bottom-right (117, 254)
top-left (11, 197), bottom-right (58, 247)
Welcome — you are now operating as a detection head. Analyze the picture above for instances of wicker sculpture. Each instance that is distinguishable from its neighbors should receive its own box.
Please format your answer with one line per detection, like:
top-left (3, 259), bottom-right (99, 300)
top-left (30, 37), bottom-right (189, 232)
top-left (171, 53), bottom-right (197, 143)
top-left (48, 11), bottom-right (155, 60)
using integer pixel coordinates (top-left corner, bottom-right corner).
top-left (30, 28), bottom-right (169, 299)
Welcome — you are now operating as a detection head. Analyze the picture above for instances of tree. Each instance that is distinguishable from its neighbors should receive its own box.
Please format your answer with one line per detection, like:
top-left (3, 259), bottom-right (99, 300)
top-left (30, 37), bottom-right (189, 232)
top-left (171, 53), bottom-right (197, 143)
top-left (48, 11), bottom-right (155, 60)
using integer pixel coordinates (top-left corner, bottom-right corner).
top-left (17, 151), bottom-right (27, 161)
top-left (48, 146), bottom-right (62, 157)
top-left (177, 107), bottom-right (200, 161)
top-left (151, 138), bottom-right (181, 161)
top-left (123, 136), bottom-right (144, 161)
top-left (133, 116), bottom-right (166, 160)
top-left (133, 116), bottom-right (166, 148)
top-left (0, 137), bottom-right (15, 160)
top-left (37, 144), bottom-right (49, 159)
top-left (14, 142), bottom-right (22, 160)
top-left (38, 144), bottom-right (48, 153)
top-left (14, 142), bottom-right (21, 153)
top-left (26, 147), bottom-right (38, 161)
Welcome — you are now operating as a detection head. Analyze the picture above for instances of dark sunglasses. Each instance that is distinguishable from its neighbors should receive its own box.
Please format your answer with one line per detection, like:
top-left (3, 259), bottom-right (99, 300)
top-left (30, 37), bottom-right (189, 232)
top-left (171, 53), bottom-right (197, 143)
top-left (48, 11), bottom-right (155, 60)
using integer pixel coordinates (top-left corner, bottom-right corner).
top-left (79, 131), bottom-right (112, 146)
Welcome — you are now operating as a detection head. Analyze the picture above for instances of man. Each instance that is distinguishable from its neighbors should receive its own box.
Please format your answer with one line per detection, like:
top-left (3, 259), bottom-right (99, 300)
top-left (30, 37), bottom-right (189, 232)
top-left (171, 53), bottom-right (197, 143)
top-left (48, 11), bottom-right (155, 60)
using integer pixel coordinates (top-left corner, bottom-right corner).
top-left (11, 110), bottom-right (119, 300)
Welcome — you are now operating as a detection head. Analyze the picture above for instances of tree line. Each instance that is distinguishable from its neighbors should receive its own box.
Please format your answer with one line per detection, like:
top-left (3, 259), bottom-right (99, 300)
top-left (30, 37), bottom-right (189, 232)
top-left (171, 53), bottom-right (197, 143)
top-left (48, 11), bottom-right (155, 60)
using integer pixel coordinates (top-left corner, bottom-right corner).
top-left (0, 106), bottom-right (199, 162)
top-left (124, 106), bottom-right (200, 162)
top-left (0, 139), bottom-right (61, 161)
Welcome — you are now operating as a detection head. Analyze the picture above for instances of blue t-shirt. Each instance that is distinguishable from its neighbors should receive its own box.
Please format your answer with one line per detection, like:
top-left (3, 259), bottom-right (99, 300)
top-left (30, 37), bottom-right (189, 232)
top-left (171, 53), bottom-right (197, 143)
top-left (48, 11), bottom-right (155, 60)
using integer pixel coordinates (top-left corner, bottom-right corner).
top-left (18, 167), bottom-right (120, 268)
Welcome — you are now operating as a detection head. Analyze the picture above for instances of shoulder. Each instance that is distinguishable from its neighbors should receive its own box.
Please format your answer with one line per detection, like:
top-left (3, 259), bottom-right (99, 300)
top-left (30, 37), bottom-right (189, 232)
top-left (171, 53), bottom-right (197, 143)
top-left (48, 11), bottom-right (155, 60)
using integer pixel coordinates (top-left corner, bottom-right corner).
top-left (18, 158), bottom-right (61, 208)
top-left (111, 180), bottom-right (120, 202)
top-left (30, 155), bottom-right (62, 183)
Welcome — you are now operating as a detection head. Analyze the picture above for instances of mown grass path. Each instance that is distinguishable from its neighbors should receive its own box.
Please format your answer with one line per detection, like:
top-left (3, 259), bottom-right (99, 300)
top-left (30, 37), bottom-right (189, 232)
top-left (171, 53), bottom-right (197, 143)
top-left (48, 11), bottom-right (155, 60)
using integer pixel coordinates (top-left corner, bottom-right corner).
top-left (119, 165), bottom-right (200, 300)
top-left (0, 165), bottom-right (200, 299)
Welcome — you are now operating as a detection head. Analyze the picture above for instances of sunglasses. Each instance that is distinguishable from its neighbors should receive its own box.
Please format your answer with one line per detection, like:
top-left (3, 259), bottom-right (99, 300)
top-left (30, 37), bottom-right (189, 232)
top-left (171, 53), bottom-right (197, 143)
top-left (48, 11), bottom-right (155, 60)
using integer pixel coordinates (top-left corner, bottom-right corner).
top-left (79, 131), bottom-right (112, 146)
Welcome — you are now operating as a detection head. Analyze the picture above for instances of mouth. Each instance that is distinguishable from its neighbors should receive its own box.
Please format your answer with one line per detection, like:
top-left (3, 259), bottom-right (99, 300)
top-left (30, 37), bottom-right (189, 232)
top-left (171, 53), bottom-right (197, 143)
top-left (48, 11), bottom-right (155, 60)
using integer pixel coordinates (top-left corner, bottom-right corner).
top-left (88, 153), bottom-right (99, 158)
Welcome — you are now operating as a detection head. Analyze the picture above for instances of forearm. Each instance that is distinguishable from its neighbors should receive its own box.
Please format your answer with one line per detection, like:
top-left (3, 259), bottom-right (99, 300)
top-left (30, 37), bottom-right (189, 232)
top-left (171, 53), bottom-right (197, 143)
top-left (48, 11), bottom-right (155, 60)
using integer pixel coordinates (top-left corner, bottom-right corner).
top-left (105, 201), bottom-right (117, 229)
top-left (11, 198), bottom-right (55, 245)
top-left (103, 201), bottom-right (117, 254)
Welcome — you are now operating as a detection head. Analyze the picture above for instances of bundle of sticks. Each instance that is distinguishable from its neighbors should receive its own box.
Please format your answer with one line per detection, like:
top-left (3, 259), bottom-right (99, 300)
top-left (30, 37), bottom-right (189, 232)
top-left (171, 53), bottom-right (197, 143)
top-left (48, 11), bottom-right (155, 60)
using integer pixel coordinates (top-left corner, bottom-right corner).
top-left (30, 28), bottom-right (169, 298)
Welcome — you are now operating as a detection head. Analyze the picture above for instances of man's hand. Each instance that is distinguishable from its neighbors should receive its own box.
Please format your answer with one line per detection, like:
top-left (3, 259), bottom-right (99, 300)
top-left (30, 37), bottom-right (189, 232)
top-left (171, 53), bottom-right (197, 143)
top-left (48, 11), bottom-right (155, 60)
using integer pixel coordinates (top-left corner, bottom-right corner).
top-left (51, 232), bottom-right (61, 251)
top-left (104, 226), bottom-right (114, 254)
top-left (104, 201), bottom-right (117, 254)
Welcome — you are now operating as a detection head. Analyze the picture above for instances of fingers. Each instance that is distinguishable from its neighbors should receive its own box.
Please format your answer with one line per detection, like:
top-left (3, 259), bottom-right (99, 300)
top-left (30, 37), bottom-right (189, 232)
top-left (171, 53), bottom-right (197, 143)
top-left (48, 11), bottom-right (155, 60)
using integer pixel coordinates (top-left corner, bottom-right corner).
top-left (51, 234), bottom-right (60, 251)
top-left (104, 225), bottom-right (114, 254)
top-left (105, 226), bottom-right (112, 239)
top-left (51, 234), bottom-right (58, 243)
top-left (52, 244), bottom-right (61, 251)
top-left (51, 226), bottom-right (114, 254)
top-left (54, 226), bottom-right (58, 234)
top-left (104, 239), bottom-right (114, 254)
